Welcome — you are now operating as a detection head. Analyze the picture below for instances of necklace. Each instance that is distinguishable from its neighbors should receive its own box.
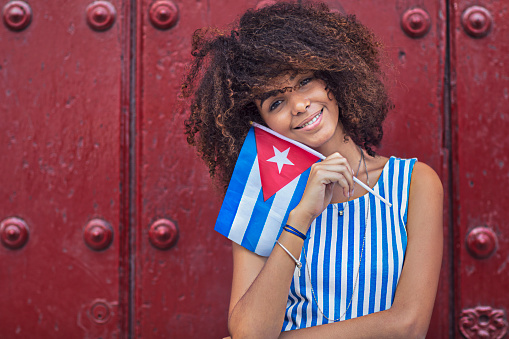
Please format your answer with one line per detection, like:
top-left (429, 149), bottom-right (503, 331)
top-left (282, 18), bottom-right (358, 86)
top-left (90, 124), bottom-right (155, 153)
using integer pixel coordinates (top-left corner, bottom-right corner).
top-left (302, 146), bottom-right (370, 322)
top-left (333, 147), bottom-right (363, 216)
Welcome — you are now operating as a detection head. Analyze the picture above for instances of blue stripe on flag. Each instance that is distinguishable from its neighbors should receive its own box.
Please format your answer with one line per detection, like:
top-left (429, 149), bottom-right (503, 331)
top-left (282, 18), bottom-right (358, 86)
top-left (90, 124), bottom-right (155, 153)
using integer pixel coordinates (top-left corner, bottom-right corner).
top-left (241, 189), bottom-right (275, 252)
top-left (282, 168), bottom-right (312, 232)
top-left (215, 127), bottom-right (257, 237)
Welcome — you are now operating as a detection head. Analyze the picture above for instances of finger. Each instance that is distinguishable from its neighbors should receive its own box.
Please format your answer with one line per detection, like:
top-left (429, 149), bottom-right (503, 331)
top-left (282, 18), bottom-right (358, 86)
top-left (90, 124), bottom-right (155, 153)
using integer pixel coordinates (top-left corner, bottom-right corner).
top-left (323, 153), bottom-right (354, 183)
top-left (311, 168), bottom-right (351, 197)
top-left (311, 163), bottom-right (354, 195)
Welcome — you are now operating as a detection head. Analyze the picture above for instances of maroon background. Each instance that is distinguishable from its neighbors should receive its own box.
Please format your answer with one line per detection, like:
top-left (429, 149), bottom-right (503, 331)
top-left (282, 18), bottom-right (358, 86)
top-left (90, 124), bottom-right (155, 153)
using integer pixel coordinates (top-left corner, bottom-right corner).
top-left (1, 0), bottom-right (507, 337)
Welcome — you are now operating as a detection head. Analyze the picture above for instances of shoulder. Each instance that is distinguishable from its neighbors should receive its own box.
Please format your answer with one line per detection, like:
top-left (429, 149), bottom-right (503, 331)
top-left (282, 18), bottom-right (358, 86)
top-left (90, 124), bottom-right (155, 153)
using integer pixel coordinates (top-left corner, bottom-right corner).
top-left (406, 161), bottom-right (444, 231)
top-left (409, 161), bottom-right (443, 200)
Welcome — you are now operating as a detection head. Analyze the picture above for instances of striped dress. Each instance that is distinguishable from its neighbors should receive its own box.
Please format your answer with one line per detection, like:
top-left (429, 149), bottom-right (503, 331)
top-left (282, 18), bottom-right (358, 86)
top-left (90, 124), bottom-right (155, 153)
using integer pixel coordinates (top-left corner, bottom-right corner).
top-left (282, 156), bottom-right (417, 330)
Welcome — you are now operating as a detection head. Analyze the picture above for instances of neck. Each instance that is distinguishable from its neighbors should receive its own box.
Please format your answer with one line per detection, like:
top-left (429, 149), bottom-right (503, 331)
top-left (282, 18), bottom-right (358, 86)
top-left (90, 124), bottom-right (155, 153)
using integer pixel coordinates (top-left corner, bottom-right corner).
top-left (314, 126), bottom-right (363, 167)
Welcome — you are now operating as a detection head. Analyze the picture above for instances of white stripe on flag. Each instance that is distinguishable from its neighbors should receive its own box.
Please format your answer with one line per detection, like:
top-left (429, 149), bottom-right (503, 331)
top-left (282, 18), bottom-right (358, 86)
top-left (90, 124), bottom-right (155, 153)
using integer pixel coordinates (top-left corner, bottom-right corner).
top-left (228, 155), bottom-right (262, 244)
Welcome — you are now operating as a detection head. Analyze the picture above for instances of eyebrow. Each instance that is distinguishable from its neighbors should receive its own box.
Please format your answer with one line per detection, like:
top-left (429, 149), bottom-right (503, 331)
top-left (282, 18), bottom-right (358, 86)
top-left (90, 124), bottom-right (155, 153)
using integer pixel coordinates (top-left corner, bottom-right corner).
top-left (259, 89), bottom-right (283, 108)
top-left (258, 75), bottom-right (298, 108)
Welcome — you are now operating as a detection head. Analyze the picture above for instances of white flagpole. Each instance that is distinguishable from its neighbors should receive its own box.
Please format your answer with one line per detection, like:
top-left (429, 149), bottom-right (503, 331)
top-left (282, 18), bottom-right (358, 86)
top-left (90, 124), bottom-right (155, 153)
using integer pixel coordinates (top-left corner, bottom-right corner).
top-left (252, 122), bottom-right (392, 207)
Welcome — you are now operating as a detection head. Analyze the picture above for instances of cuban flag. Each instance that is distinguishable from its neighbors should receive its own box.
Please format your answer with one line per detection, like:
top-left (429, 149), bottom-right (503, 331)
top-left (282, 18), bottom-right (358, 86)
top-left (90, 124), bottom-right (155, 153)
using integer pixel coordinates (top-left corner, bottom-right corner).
top-left (214, 123), bottom-right (321, 256)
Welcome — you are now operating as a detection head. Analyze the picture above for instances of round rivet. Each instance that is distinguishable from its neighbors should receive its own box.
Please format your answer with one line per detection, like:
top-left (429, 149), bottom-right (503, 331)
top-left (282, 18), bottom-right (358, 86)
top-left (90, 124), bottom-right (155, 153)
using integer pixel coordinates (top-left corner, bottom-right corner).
top-left (2, 1), bottom-right (32, 31)
top-left (149, 0), bottom-right (179, 30)
top-left (89, 300), bottom-right (111, 324)
top-left (83, 219), bottom-right (113, 251)
top-left (1, 217), bottom-right (29, 249)
top-left (86, 1), bottom-right (116, 31)
top-left (461, 6), bottom-right (492, 38)
top-left (148, 218), bottom-right (178, 250)
top-left (401, 8), bottom-right (431, 38)
top-left (466, 226), bottom-right (497, 259)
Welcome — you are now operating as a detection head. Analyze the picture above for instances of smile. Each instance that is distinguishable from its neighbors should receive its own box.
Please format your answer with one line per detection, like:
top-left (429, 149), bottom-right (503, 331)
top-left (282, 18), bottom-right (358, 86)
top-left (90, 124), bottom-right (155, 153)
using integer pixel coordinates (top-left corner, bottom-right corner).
top-left (295, 109), bottom-right (323, 129)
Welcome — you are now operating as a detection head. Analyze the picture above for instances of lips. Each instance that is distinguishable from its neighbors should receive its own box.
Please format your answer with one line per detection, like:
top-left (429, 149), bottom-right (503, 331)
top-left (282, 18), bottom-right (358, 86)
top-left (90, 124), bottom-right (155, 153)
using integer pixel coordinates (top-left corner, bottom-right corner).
top-left (294, 108), bottom-right (323, 129)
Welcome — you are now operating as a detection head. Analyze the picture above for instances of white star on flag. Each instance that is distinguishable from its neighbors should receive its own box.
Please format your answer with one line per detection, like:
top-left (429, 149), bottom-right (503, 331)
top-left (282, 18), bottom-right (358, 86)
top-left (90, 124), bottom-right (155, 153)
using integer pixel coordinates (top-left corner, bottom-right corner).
top-left (267, 146), bottom-right (294, 174)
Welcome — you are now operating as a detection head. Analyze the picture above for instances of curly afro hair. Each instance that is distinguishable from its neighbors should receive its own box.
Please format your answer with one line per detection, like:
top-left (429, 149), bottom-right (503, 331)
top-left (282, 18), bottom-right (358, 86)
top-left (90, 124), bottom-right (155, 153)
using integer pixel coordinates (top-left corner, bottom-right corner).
top-left (181, 1), bottom-right (391, 193)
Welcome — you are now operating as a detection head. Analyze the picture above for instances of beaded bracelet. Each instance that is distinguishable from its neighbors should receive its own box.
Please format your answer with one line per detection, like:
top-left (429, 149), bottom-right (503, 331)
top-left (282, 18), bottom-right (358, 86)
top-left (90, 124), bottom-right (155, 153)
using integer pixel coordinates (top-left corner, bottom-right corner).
top-left (283, 224), bottom-right (307, 240)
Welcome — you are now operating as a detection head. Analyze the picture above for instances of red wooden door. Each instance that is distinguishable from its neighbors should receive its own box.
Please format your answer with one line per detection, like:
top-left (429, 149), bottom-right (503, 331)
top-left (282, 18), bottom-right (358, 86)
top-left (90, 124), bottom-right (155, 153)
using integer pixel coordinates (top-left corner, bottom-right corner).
top-left (451, 1), bottom-right (509, 338)
top-left (1, 0), bottom-right (508, 338)
top-left (134, 0), bottom-right (259, 337)
top-left (0, 0), bottom-right (128, 337)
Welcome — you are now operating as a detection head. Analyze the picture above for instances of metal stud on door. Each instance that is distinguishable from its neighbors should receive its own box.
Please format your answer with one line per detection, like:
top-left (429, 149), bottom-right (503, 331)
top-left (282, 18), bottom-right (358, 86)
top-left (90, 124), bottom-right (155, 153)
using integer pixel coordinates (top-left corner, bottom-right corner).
top-left (401, 8), bottom-right (431, 38)
top-left (0, 217), bottom-right (29, 250)
top-left (86, 1), bottom-right (116, 31)
top-left (2, 0), bottom-right (31, 31)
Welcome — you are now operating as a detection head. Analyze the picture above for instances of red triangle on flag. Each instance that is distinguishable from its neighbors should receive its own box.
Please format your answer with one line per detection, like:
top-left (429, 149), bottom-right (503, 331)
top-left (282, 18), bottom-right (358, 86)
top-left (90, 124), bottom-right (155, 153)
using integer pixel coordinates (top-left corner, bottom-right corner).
top-left (255, 127), bottom-right (320, 201)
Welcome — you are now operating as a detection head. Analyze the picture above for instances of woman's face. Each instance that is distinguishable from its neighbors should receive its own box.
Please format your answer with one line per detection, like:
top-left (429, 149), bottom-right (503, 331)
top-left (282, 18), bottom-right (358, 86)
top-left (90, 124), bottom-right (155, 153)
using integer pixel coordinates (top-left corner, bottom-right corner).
top-left (256, 72), bottom-right (343, 153)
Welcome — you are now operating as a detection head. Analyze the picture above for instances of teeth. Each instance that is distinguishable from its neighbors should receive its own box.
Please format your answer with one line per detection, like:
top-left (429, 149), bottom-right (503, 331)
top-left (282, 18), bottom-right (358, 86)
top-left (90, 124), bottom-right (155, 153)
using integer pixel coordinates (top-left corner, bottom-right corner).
top-left (301, 111), bottom-right (322, 128)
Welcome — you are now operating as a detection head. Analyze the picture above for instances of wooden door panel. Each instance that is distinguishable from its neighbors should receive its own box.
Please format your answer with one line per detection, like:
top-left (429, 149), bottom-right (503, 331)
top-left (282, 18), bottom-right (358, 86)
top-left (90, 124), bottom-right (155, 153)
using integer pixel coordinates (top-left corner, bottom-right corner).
top-left (0, 0), bottom-right (127, 336)
top-left (451, 0), bottom-right (509, 337)
top-left (136, 0), bottom-right (452, 336)
top-left (136, 0), bottom-right (259, 337)
top-left (321, 1), bottom-right (449, 337)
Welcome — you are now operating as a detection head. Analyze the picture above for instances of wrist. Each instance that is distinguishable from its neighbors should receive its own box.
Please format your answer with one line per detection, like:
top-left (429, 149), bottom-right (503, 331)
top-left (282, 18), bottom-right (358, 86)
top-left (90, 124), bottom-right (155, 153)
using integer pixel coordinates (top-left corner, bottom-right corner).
top-left (287, 207), bottom-right (315, 234)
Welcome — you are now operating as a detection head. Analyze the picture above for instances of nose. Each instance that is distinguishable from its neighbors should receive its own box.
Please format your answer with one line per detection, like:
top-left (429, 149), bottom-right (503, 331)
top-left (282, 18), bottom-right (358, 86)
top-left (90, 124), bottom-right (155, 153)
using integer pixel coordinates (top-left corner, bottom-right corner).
top-left (290, 93), bottom-right (310, 115)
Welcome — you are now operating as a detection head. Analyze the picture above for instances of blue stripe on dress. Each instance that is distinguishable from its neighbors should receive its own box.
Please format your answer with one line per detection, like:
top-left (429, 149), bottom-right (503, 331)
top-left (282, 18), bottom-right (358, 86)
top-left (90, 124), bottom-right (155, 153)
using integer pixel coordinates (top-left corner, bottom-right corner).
top-left (288, 277), bottom-right (299, 330)
top-left (345, 200), bottom-right (356, 319)
top-left (310, 214), bottom-right (322, 327)
top-left (356, 199), bottom-right (367, 317)
top-left (299, 254), bottom-right (309, 327)
top-left (379, 161), bottom-right (388, 310)
top-left (368, 188), bottom-right (377, 314)
top-left (334, 206), bottom-right (343, 321)
top-left (321, 207), bottom-right (331, 319)
top-left (389, 160), bottom-right (400, 302)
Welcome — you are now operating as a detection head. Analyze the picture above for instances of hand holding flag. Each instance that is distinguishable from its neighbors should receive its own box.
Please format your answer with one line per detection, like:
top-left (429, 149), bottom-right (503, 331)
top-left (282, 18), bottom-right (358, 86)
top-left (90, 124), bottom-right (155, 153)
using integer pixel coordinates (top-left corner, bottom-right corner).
top-left (214, 122), bottom-right (391, 256)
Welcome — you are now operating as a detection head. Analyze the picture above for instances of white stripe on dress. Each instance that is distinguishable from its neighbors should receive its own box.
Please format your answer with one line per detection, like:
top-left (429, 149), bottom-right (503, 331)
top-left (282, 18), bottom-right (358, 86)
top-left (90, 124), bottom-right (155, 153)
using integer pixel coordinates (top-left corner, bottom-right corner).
top-left (328, 207), bottom-right (339, 321)
top-left (373, 182), bottom-right (383, 313)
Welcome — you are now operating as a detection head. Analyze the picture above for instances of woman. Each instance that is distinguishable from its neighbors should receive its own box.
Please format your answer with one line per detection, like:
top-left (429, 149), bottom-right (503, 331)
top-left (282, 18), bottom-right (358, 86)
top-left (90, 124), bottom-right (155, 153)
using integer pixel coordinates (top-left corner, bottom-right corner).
top-left (182, 2), bottom-right (443, 337)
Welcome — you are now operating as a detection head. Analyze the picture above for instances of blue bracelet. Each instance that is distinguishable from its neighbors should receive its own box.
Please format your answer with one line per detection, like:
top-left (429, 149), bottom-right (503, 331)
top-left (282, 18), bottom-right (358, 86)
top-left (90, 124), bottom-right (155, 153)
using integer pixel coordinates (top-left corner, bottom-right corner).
top-left (283, 225), bottom-right (307, 240)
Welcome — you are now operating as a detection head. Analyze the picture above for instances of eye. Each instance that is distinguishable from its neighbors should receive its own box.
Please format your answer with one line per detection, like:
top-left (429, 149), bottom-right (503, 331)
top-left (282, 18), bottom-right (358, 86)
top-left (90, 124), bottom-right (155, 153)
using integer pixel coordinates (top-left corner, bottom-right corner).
top-left (299, 77), bottom-right (314, 88)
top-left (269, 99), bottom-right (283, 112)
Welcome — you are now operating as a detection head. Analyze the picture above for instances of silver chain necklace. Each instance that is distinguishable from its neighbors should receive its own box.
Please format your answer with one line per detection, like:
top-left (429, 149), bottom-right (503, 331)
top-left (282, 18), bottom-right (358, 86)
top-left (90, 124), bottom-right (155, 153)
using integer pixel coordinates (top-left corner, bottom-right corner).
top-left (302, 147), bottom-right (370, 322)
